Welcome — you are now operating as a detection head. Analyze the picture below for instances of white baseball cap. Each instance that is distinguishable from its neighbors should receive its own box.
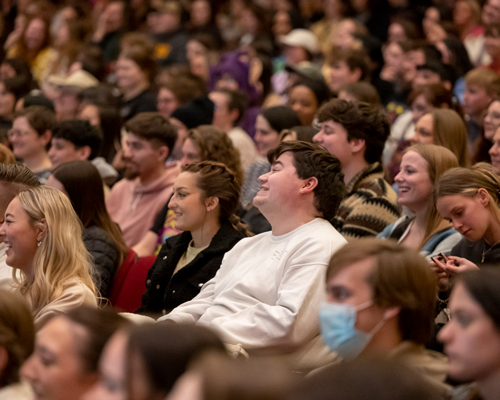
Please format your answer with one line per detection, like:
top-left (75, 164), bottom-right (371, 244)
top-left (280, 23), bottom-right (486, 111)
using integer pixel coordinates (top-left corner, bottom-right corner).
top-left (279, 29), bottom-right (319, 54)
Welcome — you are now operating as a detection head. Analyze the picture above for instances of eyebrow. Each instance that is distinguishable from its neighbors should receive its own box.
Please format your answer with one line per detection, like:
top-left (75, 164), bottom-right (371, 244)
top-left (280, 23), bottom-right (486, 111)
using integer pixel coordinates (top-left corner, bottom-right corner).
top-left (272, 161), bottom-right (284, 167)
top-left (5, 213), bottom-right (13, 218)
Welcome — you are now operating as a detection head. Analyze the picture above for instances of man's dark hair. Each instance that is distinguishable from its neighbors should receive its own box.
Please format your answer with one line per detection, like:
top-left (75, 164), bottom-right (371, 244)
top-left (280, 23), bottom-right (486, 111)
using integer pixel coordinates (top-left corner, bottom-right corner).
top-left (124, 112), bottom-right (178, 156)
top-left (317, 99), bottom-right (391, 164)
top-left (0, 163), bottom-right (40, 187)
top-left (14, 106), bottom-right (56, 136)
top-left (332, 48), bottom-right (371, 81)
top-left (52, 120), bottom-right (104, 160)
top-left (267, 141), bottom-right (345, 221)
top-left (216, 89), bottom-right (248, 126)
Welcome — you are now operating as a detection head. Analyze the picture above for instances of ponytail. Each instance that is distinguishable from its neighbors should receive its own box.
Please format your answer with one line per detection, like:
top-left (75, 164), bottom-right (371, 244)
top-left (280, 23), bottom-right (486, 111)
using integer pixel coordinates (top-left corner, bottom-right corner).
top-left (229, 214), bottom-right (254, 237)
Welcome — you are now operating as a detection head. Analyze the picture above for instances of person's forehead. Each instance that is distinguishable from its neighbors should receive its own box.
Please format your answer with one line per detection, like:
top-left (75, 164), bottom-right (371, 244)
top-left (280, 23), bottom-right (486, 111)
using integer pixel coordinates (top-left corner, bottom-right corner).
top-left (328, 257), bottom-right (375, 286)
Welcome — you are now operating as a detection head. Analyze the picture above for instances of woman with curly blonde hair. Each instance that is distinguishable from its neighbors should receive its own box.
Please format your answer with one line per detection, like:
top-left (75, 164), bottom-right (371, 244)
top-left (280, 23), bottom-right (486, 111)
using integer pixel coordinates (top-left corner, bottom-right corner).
top-left (0, 186), bottom-right (97, 330)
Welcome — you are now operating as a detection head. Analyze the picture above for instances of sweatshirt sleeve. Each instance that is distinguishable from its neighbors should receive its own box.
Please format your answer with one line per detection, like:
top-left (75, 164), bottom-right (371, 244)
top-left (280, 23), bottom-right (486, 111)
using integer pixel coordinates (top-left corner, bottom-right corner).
top-left (157, 275), bottom-right (216, 324)
top-left (205, 261), bottom-right (326, 349)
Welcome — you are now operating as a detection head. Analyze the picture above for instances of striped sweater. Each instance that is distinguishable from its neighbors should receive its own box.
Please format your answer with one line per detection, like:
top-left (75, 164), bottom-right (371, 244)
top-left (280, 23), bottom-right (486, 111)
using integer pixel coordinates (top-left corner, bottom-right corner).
top-left (332, 162), bottom-right (401, 240)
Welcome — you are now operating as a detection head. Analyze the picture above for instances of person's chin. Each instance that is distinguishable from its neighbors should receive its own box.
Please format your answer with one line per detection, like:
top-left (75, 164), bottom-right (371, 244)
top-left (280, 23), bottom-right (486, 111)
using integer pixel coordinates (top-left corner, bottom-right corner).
top-left (123, 167), bottom-right (140, 180)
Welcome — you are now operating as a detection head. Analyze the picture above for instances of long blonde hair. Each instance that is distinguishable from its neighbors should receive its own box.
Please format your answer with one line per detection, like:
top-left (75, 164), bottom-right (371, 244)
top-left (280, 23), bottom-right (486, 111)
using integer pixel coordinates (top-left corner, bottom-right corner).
top-left (435, 162), bottom-right (500, 223)
top-left (13, 186), bottom-right (97, 315)
top-left (405, 144), bottom-right (460, 249)
top-left (430, 108), bottom-right (468, 167)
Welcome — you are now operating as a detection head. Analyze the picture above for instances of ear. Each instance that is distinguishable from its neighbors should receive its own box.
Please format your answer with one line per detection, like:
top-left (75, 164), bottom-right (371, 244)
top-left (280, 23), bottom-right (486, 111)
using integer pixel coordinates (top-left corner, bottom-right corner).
top-left (204, 196), bottom-right (219, 212)
top-left (443, 81), bottom-right (452, 91)
top-left (36, 218), bottom-right (48, 242)
top-left (349, 137), bottom-right (366, 154)
top-left (478, 188), bottom-right (490, 206)
top-left (350, 67), bottom-right (362, 82)
top-left (382, 305), bottom-right (400, 320)
top-left (0, 347), bottom-right (8, 376)
top-left (41, 130), bottom-right (52, 146)
top-left (249, 57), bottom-right (263, 86)
top-left (156, 145), bottom-right (169, 162)
top-left (229, 108), bottom-right (239, 123)
top-left (300, 177), bottom-right (318, 194)
top-left (76, 146), bottom-right (91, 160)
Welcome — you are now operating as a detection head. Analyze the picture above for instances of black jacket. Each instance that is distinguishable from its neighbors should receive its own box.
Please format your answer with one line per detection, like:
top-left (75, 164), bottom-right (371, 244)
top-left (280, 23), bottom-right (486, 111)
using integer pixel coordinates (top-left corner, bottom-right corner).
top-left (137, 221), bottom-right (247, 316)
top-left (83, 226), bottom-right (120, 298)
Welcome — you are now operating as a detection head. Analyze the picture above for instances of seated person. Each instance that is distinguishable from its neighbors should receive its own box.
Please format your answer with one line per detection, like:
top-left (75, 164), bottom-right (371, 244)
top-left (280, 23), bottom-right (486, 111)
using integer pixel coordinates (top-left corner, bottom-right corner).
top-left (22, 306), bottom-right (129, 399)
top-left (0, 163), bottom-right (40, 290)
top-left (320, 239), bottom-right (449, 394)
top-left (378, 144), bottom-right (462, 259)
top-left (138, 161), bottom-right (251, 316)
top-left (106, 112), bottom-right (178, 247)
top-left (436, 163), bottom-right (500, 267)
top-left (438, 269), bottom-right (500, 400)
top-left (132, 125), bottom-right (243, 257)
top-left (0, 290), bottom-right (35, 399)
top-left (411, 108), bottom-right (468, 167)
top-left (159, 141), bottom-right (348, 372)
top-left (209, 89), bottom-right (257, 172)
top-left (48, 120), bottom-right (118, 186)
top-left (10, 106), bottom-right (55, 184)
top-left (85, 323), bottom-right (225, 400)
top-left (0, 186), bottom-right (97, 330)
top-left (314, 99), bottom-right (400, 239)
top-left (47, 161), bottom-right (128, 299)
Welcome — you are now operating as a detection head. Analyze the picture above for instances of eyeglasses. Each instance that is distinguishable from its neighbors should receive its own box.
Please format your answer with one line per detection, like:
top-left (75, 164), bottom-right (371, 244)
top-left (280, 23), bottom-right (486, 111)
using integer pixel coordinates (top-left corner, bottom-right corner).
top-left (7, 129), bottom-right (31, 139)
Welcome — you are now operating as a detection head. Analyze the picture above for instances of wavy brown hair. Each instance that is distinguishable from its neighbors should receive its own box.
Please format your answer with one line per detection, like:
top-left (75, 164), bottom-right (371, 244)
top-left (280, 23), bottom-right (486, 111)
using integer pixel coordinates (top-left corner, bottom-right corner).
top-left (185, 125), bottom-right (244, 184)
top-left (182, 161), bottom-right (252, 237)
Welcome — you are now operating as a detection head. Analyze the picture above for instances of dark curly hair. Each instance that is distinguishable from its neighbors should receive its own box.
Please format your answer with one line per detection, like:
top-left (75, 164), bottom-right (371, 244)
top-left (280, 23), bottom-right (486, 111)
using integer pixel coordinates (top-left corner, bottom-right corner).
top-left (186, 125), bottom-right (243, 184)
top-left (267, 141), bottom-right (345, 221)
top-left (317, 99), bottom-right (390, 164)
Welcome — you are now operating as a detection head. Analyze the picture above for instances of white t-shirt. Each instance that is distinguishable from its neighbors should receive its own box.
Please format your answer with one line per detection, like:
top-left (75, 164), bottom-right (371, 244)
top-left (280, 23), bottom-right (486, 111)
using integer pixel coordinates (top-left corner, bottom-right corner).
top-left (0, 243), bottom-right (14, 291)
top-left (159, 218), bottom-right (347, 352)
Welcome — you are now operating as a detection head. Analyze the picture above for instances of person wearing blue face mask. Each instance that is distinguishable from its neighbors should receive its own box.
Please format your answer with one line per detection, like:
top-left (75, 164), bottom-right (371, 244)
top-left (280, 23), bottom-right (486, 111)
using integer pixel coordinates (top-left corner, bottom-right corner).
top-left (320, 239), bottom-right (450, 395)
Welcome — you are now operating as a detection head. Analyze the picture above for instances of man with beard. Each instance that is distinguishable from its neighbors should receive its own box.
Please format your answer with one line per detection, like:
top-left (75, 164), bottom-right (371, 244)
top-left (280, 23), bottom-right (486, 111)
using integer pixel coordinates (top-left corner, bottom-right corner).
top-left (106, 112), bottom-right (178, 247)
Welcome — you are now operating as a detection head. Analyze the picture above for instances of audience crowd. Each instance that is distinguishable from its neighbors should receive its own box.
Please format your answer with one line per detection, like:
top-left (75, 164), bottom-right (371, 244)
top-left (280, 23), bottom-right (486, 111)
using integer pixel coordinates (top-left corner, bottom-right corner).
top-left (2, 0), bottom-right (500, 399)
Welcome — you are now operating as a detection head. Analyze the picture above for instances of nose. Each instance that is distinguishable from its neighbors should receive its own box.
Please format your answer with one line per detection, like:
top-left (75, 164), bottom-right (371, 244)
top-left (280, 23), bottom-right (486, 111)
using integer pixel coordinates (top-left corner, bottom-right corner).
top-left (394, 170), bottom-right (403, 183)
top-left (20, 354), bottom-right (37, 384)
top-left (258, 171), bottom-right (270, 184)
top-left (0, 220), bottom-right (6, 236)
top-left (490, 143), bottom-right (498, 156)
top-left (312, 131), bottom-right (322, 144)
top-left (452, 219), bottom-right (463, 232)
top-left (437, 319), bottom-right (453, 344)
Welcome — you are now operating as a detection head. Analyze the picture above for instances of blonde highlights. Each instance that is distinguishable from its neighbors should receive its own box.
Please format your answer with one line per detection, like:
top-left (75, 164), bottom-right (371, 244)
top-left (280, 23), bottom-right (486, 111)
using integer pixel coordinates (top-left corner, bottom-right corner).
top-left (14, 186), bottom-right (96, 315)
top-left (404, 144), bottom-right (459, 249)
top-left (435, 162), bottom-right (500, 222)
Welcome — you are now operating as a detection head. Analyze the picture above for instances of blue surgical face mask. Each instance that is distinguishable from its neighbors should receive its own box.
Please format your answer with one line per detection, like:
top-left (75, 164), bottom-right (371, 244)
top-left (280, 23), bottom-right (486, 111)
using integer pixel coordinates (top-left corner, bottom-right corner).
top-left (319, 301), bottom-right (386, 361)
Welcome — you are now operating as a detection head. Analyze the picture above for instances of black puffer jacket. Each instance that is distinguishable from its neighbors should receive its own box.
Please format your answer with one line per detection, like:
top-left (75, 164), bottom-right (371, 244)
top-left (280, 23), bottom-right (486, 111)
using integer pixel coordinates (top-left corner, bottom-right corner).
top-left (83, 226), bottom-right (121, 298)
top-left (137, 221), bottom-right (247, 316)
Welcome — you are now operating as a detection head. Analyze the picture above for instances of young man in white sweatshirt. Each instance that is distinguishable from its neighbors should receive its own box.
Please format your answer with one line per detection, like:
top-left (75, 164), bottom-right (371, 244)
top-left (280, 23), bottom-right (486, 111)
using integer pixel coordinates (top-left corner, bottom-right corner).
top-left (158, 141), bottom-right (347, 371)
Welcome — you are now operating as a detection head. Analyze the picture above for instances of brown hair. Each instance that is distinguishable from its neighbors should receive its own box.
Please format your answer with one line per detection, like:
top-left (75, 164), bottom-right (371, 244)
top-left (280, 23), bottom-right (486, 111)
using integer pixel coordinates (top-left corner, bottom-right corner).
top-left (51, 161), bottom-right (128, 265)
top-left (119, 44), bottom-right (158, 85)
top-left (340, 82), bottom-right (381, 105)
top-left (159, 72), bottom-right (207, 105)
top-left (429, 108), bottom-right (468, 167)
top-left (63, 306), bottom-right (130, 373)
top-left (330, 48), bottom-right (371, 81)
top-left (192, 351), bottom-right (294, 400)
top-left (435, 162), bottom-right (500, 222)
top-left (465, 67), bottom-right (499, 93)
top-left (326, 239), bottom-right (437, 345)
top-left (404, 144), bottom-right (459, 249)
top-left (267, 141), bottom-right (345, 221)
top-left (0, 290), bottom-right (34, 386)
top-left (0, 144), bottom-right (15, 164)
top-left (14, 105), bottom-right (56, 136)
top-left (317, 99), bottom-right (391, 164)
top-left (182, 161), bottom-right (252, 237)
top-left (407, 83), bottom-right (463, 118)
top-left (185, 125), bottom-right (243, 184)
top-left (124, 112), bottom-right (177, 155)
